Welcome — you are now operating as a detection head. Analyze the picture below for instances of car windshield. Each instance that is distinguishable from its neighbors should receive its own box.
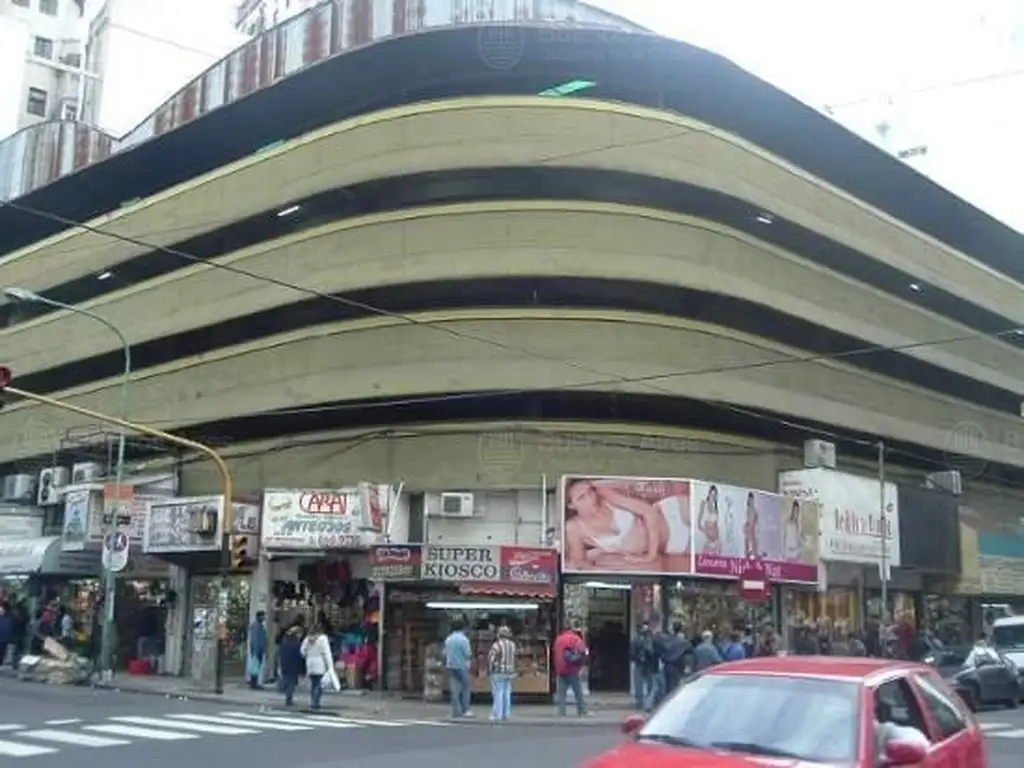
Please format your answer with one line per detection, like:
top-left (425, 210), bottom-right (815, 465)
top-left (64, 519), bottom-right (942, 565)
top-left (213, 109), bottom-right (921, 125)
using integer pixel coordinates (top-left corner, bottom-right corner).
top-left (993, 624), bottom-right (1024, 649)
top-left (638, 672), bottom-right (860, 763)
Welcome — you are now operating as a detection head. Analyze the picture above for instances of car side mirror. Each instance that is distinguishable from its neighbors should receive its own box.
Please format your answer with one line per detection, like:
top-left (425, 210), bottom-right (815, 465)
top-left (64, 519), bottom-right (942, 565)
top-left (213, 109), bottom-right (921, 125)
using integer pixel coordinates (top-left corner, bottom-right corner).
top-left (621, 714), bottom-right (645, 737)
top-left (884, 739), bottom-right (928, 765)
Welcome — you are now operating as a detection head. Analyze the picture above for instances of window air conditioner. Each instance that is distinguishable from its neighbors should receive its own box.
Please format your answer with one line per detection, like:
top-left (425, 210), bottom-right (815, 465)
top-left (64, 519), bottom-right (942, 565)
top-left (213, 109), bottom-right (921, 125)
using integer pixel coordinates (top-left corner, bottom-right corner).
top-left (37, 468), bottom-right (68, 506)
top-left (437, 492), bottom-right (475, 518)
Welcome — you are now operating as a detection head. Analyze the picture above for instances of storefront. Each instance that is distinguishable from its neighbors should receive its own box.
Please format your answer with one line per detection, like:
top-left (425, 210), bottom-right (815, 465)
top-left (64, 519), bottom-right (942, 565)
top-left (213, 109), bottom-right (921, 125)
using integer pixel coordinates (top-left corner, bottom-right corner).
top-left (257, 486), bottom-right (391, 690)
top-left (779, 468), bottom-right (901, 651)
top-left (370, 544), bottom-right (558, 698)
top-left (949, 500), bottom-right (1024, 640)
top-left (0, 536), bottom-right (102, 653)
top-left (560, 475), bottom-right (819, 681)
top-left (142, 495), bottom-right (259, 681)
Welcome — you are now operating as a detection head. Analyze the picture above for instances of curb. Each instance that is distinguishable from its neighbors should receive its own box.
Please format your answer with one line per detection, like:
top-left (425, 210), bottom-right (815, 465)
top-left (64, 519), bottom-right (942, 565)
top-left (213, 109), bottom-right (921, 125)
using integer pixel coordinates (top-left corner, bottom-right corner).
top-left (268, 706), bottom-right (623, 727)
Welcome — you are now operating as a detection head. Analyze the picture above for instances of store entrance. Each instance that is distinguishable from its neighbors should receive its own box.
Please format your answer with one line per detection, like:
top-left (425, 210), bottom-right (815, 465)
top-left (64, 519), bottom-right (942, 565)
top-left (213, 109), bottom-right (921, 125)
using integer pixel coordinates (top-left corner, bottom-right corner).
top-left (585, 586), bottom-right (631, 692)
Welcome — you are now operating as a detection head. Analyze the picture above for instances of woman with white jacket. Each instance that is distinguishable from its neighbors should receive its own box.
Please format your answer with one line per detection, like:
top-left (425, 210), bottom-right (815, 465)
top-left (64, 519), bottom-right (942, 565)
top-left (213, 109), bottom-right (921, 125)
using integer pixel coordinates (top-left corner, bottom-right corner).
top-left (300, 624), bottom-right (333, 710)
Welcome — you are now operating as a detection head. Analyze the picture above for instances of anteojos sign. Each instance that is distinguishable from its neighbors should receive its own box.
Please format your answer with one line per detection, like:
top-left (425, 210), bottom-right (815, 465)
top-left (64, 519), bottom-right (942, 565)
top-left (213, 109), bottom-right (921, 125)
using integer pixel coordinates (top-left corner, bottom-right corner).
top-left (421, 546), bottom-right (501, 581)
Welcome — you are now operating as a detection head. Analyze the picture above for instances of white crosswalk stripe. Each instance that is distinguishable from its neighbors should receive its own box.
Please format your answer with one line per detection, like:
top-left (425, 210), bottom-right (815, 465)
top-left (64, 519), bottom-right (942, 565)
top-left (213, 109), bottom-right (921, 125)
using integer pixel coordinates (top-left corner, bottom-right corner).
top-left (0, 709), bottom-right (453, 758)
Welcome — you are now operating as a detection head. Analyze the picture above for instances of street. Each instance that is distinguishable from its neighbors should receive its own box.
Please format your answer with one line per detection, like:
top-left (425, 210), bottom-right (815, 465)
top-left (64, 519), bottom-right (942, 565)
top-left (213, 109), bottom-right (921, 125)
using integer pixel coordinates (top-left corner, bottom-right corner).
top-left (0, 680), bottom-right (617, 768)
top-left (0, 680), bottom-right (1017, 766)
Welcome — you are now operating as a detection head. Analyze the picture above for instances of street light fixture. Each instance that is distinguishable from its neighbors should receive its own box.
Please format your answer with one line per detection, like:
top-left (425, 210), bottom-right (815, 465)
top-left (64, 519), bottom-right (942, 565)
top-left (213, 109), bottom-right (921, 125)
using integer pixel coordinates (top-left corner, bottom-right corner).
top-left (3, 286), bottom-right (131, 678)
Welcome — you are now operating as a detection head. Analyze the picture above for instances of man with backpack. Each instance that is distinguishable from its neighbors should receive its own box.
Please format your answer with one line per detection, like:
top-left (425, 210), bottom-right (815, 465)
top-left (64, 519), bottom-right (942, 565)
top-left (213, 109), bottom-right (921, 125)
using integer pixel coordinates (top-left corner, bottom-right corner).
top-left (553, 622), bottom-right (589, 717)
top-left (660, 622), bottom-right (692, 697)
top-left (630, 622), bottom-right (660, 711)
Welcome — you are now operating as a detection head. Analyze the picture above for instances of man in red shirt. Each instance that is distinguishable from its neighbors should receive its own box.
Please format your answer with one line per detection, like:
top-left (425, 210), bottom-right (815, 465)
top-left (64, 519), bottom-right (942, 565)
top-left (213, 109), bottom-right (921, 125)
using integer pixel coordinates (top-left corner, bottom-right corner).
top-left (553, 622), bottom-right (589, 716)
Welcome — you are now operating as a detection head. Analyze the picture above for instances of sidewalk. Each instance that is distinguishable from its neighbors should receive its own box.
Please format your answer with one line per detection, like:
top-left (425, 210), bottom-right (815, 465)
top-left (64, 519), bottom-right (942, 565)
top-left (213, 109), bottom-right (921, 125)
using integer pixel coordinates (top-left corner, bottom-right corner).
top-left (88, 674), bottom-right (635, 727)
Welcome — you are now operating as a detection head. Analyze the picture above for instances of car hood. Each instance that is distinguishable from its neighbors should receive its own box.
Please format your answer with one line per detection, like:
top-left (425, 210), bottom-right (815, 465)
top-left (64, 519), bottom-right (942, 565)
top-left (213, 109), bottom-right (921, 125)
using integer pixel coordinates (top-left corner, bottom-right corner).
top-left (1000, 649), bottom-right (1024, 667)
top-left (582, 741), bottom-right (847, 768)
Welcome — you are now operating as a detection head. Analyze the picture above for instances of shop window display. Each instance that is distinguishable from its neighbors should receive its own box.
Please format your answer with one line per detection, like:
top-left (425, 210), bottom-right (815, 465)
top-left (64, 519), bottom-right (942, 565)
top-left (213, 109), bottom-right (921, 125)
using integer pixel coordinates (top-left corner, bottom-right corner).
top-left (271, 567), bottom-right (381, 691)
top-left (922, 595), bottom-right (970, 647)
top-left (384, 590), bottom-right (553, 697)
top-left (666, 580), bottom-right (775, 643)
top-left (785, 587), bottom-right (863, 651)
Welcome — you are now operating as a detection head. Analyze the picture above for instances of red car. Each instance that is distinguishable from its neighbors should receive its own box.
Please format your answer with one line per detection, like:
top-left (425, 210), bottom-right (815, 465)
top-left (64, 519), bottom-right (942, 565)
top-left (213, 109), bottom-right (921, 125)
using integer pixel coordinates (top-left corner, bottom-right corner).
top-left (586, 656), bottom-right (988, 767)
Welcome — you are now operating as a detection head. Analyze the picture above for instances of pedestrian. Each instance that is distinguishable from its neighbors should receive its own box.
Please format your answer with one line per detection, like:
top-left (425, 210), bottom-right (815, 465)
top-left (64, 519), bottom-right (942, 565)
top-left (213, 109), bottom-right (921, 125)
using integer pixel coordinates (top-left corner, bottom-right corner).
top-left (553, 622), bottom-right (588, 717)
top-left (0, 603), bottom-right (11, 667)
top-left (722, 631), bottom-right (746, 662)
top-left (630, 621), bottom-right (659, 711)
top-left (487, 625), bottom-right (516, 721)
top-left (278, 625), bottom-right (304, 706)
top-left (443, 619), bottom-right (473, 719)
top-left (247, 611), bottom-right (268, 689)
top-left (660, 623), bottom-right (691, 695)
top-left (300, 623), bottom-right (332, 711)
top-left (694, 630), bottom-right (722, 671)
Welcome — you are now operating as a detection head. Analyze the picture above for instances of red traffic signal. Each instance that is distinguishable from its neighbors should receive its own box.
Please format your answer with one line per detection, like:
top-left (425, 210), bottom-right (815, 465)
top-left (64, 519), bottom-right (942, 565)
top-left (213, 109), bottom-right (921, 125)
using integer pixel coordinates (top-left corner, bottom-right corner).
top-left (0, 367), bottom-right (10, 388)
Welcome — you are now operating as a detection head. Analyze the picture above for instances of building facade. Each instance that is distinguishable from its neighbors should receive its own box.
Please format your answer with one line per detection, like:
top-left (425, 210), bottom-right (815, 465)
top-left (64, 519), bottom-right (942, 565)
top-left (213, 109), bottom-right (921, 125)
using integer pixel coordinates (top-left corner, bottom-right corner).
top-left (0, 0), bottom-right (88, 139)
top-left (1, 0), bottom-right (1024, 691)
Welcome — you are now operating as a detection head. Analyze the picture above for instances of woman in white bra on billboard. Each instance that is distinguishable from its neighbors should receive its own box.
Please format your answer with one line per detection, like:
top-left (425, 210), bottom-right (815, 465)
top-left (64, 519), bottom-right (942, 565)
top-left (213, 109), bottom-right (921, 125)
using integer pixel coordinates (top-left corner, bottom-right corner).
top-left (563, 478), bottom-right (691, 569)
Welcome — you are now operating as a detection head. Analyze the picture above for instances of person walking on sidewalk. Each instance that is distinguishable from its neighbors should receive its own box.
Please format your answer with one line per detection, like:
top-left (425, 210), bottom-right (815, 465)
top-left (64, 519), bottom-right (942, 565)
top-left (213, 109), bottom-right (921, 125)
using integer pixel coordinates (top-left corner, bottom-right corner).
top-left (247, 611), bottom-right (268, 689)
top-left (444, 619), bottom-right (474, 719)
top-left (300, 623), bottom-right (332, 711)
top-left (554, 623), bottom-right (589, 717)
top-left (278, 625), bottom-right (305, 706)
top-left (488, 625), bottom-right (517, 721)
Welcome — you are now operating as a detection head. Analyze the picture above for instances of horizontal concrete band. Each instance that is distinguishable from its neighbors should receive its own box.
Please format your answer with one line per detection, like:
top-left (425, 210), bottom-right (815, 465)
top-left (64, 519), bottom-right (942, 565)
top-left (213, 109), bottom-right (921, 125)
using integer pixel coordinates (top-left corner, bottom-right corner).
top-left (3, 203), bottom-right (1021, 397)
top-left (0, 311), bottom-right (1018, 468)
top-left (2, 97), bottom-right (1018, 334)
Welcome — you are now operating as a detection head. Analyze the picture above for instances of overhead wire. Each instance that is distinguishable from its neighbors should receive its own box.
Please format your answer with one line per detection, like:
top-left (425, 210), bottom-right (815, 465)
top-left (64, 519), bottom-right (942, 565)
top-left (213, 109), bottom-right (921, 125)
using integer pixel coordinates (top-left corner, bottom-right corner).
top-left (0, 125), bottom-right (1020, 472)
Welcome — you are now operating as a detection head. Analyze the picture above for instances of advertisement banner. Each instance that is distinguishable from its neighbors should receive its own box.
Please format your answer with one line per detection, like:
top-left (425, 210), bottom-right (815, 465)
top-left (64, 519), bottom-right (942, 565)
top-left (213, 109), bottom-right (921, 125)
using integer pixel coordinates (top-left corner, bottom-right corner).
top-left (61, 489), bottom-right (93, 552)
top-left (261, 485), bottom-right (389, 551)
top-left (143, 496), bottom-right (225, 554)
top-left (370, 545), bottom-right (559, 593)
top-left (953, 506), bottom-right (1024, 596)
top-left (779, 468), bottom-right (900, 570)
top-left (560, 476), bottom-right (693, 574)
top-left (691, 481), bottom-right (819, 583)
top-left (94, 484), bottom-right (150, 543)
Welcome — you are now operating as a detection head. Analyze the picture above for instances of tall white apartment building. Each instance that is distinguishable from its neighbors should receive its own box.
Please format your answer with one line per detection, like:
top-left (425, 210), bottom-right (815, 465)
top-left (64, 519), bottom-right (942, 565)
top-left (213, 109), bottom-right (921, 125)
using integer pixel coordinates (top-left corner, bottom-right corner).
top-left (235, 0), bottom-right (320, 36)
top-left (0, 0), bottom-right (88, 139)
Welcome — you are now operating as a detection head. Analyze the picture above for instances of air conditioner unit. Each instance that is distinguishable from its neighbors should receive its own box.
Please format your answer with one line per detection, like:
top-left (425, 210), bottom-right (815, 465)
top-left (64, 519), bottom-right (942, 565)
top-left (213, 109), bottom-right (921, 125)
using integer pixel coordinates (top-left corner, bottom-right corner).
top-left (437, 492), bottom-right (475, 518)
top-left (188, 503), bottom-right (219, 535)
top-left (71, 462), bottom-right (102, 484)
top-left (803, 440), bottom-right (837, 469)
top-left (37, 467), bottom-right (69, 506)
top-left (925, 470), bottom-right (963, 496)
top-left (2, 475), bottom-right (36, 503)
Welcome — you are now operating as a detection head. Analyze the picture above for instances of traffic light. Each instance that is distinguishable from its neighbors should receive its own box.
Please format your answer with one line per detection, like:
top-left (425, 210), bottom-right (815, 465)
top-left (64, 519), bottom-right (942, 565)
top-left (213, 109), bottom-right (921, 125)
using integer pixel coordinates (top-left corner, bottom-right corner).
top-left (230, 535), bottom-right (249, 569)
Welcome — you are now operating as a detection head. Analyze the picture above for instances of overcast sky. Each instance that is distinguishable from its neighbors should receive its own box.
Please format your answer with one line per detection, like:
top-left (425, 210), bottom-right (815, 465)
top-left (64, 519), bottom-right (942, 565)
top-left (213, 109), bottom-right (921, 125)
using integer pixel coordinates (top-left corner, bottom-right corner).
top-left (588, 0), bottom-right (1024, 232)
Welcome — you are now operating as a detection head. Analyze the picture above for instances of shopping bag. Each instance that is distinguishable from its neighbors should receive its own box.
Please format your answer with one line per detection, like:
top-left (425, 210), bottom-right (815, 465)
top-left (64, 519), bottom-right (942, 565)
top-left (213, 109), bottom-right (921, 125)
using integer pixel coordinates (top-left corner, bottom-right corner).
top-left (323, 665), bottom-right (341, 693)
top-left (246, 654), bottom-right (264, 680)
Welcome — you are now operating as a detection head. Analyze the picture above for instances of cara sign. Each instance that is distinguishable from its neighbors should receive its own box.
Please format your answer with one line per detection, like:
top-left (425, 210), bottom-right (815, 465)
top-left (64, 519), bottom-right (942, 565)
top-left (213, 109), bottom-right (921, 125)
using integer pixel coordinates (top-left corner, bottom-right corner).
top-left (260, 485), bottom-right (390, 551)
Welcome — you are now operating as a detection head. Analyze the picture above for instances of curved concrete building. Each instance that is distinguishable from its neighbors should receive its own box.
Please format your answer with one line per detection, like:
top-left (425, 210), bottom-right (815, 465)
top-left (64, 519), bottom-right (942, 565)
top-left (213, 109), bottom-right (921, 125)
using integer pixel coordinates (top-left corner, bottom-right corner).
top-left (0, 8), bottom-right (1022, 537)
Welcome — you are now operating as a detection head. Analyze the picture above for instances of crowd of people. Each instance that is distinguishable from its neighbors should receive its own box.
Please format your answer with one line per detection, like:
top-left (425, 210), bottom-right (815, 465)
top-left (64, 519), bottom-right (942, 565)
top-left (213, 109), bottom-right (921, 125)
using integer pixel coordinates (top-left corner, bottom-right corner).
top-left (0, 597), bottom-right (85, 666)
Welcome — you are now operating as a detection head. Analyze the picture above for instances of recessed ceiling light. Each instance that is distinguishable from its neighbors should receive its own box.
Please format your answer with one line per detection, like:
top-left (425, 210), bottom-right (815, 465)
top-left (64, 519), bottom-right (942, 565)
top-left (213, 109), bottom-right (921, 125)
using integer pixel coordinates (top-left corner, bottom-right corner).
top-left (276, 205), bottom-right (300, 217)
top-left (755, 213), bottom-right (774, 225)
top-left (96, 271), bottom-right (113, 281)
top-left (909, 282), bottom-right (922, 293)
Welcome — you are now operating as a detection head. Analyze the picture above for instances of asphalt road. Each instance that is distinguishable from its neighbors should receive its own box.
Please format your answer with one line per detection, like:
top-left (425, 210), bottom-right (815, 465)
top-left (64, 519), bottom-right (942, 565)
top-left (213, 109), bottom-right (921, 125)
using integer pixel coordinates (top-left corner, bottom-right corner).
top-left (0, 681), bottom-right (1017, 766)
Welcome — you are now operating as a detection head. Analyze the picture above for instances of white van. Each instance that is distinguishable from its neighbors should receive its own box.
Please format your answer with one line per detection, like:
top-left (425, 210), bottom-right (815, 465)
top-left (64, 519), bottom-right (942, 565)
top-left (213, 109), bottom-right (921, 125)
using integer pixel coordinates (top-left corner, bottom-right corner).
top-left (992, 615), bottom-right (1024, 669)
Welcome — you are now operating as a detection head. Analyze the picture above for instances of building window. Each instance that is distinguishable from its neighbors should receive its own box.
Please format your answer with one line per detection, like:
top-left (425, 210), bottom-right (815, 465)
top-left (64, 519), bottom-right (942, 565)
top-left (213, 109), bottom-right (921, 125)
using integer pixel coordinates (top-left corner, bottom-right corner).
top-left (12, 0), bottom-right (29, 6)
top-left (61, 52), bottom-right (82, 68)
top-left (26, 87), bottom-right (47, 117)
top-left (39, 0), bottom-right (58, 15)
top-left (60, 102), bottom-right (77, 120)
top-left (33, 36), bottom-right (54, 59)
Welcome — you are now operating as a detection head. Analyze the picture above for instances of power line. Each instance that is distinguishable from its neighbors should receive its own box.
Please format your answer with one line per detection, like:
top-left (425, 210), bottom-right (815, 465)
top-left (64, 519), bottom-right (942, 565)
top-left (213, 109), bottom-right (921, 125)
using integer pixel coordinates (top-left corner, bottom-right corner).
top-left (2, 164), bottom-right (1021, 460)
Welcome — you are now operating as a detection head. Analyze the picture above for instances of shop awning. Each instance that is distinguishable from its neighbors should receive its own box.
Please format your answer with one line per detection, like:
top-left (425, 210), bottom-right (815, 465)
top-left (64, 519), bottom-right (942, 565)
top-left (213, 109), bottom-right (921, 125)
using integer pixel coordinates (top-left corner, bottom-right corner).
top-left (459, 583), bottom-right (556, 599)
top-left (0, 537), bottom-right (102, 577)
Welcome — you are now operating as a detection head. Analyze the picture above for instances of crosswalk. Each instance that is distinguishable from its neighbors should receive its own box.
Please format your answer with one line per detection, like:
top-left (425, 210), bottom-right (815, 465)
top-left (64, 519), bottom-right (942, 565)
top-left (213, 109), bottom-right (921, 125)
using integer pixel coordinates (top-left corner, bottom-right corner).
top-left (0, 710), bottom-right (453, 757)
top-left (979, 721), bottom-right (1024, 739)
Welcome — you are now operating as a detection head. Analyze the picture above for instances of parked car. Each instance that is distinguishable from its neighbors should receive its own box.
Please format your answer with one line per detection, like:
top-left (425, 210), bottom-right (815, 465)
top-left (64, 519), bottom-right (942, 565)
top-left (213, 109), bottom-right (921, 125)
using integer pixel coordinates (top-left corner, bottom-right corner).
top-left (587, 656), bottom-right (988, 767)
top-left (924, 645), bottom-right (1020, 711)
top-left (992, 615), bottom-right (1024, 697)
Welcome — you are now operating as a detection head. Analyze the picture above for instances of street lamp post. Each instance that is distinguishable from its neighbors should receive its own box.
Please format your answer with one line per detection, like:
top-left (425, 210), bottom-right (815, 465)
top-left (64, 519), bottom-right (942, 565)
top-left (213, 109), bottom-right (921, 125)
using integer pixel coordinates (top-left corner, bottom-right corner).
top-left (3, 287), bottom-right (130, 678)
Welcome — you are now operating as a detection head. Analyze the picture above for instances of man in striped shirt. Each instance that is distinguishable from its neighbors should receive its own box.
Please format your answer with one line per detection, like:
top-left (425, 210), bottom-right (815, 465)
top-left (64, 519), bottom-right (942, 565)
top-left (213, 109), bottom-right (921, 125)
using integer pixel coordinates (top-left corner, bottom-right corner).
top-left (488, 625), bottom-right (517, 721)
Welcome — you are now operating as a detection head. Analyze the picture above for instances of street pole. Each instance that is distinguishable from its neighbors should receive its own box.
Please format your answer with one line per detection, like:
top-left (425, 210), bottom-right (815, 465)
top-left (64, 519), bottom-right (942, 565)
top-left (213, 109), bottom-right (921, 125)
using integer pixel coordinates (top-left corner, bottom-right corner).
top-left (878, 440), bottom-right (889, 654)
top-left (3, 288), bottom-right (129, 678)
top-left (1, 383), bottom-right (233, 692)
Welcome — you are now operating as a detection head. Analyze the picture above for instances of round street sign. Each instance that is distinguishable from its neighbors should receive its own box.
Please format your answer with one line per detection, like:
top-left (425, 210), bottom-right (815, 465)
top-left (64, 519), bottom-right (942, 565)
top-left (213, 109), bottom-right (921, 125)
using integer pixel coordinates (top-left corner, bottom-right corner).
top-left (101, 531), bottom-right (130, 572)
top-left (740, 561), bottom-right (770, 603)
